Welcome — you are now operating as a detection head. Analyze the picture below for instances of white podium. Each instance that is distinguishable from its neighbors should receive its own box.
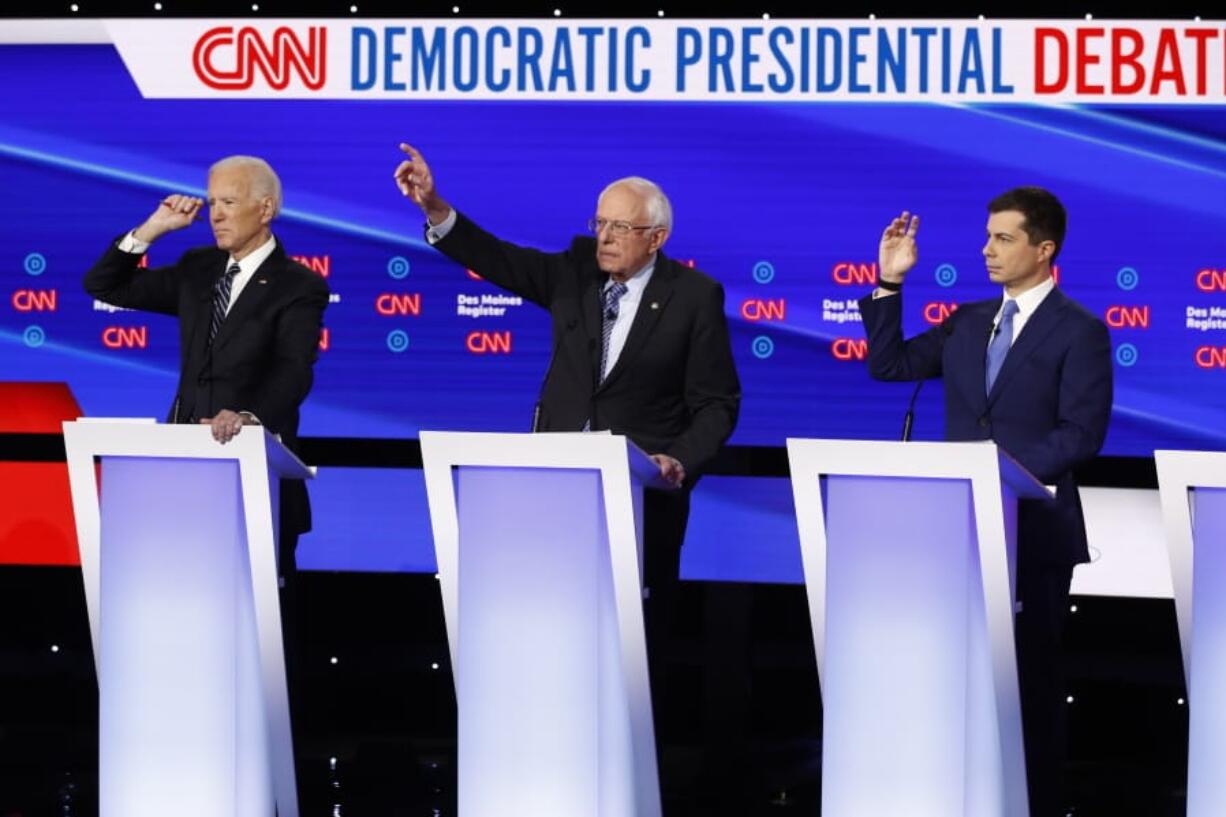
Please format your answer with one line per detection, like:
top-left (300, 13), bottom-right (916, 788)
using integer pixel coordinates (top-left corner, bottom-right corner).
top-left (419, 431), bottom-right (663, 817)
top-left (787, 439), bottom-right (1052, 817)
top-left (1155, 450), bottom-right (1226, 817)
top-left (62, 420), bottom-right (311, 817)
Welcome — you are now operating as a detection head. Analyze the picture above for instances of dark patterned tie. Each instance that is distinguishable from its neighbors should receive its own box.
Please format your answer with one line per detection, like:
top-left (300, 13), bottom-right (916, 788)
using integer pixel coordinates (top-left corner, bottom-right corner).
top-left (985, 299), bottom-right (1019, 394)
top-left (208, 262), bottom-right (241, 347)
top-left (599, 281), bottom-right (629, 382)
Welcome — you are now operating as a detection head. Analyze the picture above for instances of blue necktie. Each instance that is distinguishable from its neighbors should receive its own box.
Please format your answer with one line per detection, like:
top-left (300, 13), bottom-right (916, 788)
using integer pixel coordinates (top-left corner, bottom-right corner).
top-left (599, 281), bottom-right (629, 382)
top-left (985, 299), bottom-right (1020, 394)
top-left (208, 262), bottom-right (241, 347)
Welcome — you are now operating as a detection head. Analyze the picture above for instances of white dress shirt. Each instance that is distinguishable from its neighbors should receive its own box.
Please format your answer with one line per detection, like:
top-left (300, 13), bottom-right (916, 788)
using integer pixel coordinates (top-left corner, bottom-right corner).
top-left (425, 208), bottom-right (458, 244)
top-left (989, 276), bottom-right (1055, 347)
top-left (601, 260), bottom-right (655, 380)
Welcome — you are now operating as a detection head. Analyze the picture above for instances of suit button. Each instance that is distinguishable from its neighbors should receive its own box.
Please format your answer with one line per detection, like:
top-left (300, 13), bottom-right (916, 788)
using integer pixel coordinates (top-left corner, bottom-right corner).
top-left (978, 416), bottom-right (990, 428)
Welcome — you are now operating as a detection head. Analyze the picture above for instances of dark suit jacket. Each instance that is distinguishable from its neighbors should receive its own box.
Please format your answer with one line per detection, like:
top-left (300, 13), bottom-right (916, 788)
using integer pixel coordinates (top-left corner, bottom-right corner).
top-left (859, 286), bottom-right (1113, 565)
top-left (84, 236), bottom-right (330, 535)
top-left (433, 212), bottom-right (741, 480)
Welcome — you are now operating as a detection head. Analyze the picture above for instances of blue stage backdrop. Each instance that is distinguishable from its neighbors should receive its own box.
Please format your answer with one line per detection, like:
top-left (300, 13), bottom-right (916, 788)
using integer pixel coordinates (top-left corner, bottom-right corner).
top-left (2, 22), bottom-right (1224, 573)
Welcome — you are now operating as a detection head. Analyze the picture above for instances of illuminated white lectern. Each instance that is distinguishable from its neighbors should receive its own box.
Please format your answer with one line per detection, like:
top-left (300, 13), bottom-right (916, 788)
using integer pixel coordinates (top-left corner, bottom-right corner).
top-left (787, 439), bottom-right (1053, 817)
top-left (420, 431), bottom-right (663, 817)
top-left (1155, 450), bottom-right (1226, 817)
top-left (62, 420), bottom-right (310, 817)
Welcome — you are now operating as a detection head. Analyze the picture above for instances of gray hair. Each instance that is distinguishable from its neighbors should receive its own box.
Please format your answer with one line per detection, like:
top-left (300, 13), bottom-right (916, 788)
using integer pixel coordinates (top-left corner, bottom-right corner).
top-left (599, 176), bottom-right (673, 232)
top-left (208, 155), bottom-right (283, 217)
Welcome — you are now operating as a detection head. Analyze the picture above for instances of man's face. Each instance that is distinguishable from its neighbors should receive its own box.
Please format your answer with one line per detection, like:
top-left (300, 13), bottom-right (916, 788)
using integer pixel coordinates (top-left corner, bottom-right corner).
top-left (208, 166), bottom-right (272, 258)
top-left (593, 184), bottom-right (667, 279)
top-left (982, 209), bottom-right (1053, 293)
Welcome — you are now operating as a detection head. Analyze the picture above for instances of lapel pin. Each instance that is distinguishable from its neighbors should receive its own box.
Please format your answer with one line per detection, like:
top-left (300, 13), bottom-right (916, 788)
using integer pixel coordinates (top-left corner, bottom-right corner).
top-left (651, 302), bottom-right (659, 310)
top-left (257, 279), bottom-right (268, 284)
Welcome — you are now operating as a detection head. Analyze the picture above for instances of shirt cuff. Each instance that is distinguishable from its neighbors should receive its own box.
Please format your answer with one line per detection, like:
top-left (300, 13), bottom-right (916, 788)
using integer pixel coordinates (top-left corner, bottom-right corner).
top-left (238, 411), bottom-right (262, 425)
top-left (872, 288), bottom-right (900, 300)
top-left (117, 230), bottom-right (150, 255)
top-left (425, 208), bottom-right (457, 245)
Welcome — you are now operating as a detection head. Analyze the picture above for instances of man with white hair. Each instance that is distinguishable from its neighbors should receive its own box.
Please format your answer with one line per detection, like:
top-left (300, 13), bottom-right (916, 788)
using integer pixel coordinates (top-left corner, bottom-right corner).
top-left (395, 143), bottom-right (739, 490)
top-left (394, 141), bottom-right (741, 752)
top-left (84, 155), bottom-right (330, 570)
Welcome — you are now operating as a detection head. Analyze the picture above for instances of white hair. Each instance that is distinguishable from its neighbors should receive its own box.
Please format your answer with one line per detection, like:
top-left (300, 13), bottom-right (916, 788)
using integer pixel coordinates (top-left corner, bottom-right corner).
top-left (208, 155), bottom-right (283, 217)
top-left (599, 176), bottom-right (673, 232)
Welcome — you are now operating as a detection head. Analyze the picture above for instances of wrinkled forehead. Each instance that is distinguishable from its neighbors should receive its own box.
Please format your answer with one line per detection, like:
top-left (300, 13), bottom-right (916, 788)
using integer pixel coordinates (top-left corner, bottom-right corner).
top-left (596, 184), bottom-right (648, 221)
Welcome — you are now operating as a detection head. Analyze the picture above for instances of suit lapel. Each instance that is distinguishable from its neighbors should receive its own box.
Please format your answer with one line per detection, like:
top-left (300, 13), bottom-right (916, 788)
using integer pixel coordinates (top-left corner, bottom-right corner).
top-left (210, 245), bottom-right (283, 354)
top-left (597, 255), bottom-right (676, 391)
top-left (580, 273), bottom-right (604, 383)
top-left (947, 299), bottom-right (997, 414)
top-left (986, 287), bottom-right (1068, 407)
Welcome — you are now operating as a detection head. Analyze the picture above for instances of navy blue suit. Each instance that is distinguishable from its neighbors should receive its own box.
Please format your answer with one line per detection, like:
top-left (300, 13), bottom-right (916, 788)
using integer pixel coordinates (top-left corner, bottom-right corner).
top-left (859, 284), bottom-right (1113, 817)
top-left (859, 285), bottom-right (1112, 565)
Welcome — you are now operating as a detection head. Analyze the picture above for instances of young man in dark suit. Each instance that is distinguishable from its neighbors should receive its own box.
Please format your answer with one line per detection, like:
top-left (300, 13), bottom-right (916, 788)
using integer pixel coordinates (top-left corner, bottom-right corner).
top-left (394, 141), bottom-right (742, 787)
top-left (858, 187), bottom-right (1114, 817)
top-left (83, 155), bottom-right (330, 570)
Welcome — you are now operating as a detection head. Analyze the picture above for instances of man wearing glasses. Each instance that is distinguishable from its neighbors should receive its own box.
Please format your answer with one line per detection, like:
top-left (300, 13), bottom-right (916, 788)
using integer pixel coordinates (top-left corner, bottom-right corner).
top-left (394, 141), bottom-right (741, 770)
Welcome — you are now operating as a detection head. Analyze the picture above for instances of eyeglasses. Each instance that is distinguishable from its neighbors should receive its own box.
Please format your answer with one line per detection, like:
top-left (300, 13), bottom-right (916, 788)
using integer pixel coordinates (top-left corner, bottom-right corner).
top-left (588, 218), bottom-right (659, 236)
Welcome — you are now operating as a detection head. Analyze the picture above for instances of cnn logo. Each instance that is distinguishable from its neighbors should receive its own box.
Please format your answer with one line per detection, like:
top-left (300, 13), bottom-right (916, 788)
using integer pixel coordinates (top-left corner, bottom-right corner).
top-left (1105, 306), bottom-right (1150, 329)
top-left (102, 326), bottom-right (148, 349)
top-left (376, 293), bottom-right (422, 317)
top-left (193, 26), bottom-right (326, 91)
top-left (832, 262), bottom-right (878, 286)
top-left (740, 299), bottom-right (786, 322)
top-left (1195, 346), bottom-right (1226, 369)
top-left (12, 289), bottom-right (57, 312)
top-left (1197, 269), bottom-right (1226, 292)
top-left (466, 331), bottom-right (512, 354)
top-left (831, 338), bottom-right (868, 361)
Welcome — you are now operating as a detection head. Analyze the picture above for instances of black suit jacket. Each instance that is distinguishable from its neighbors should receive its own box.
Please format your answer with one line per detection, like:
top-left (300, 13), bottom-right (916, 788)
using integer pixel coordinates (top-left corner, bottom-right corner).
top-left (84, 236), bottom-right (330, 535)
top-left (433, 212), bottom-right (741, 480)
top-left (859, 286), bottom-right (1113, 565)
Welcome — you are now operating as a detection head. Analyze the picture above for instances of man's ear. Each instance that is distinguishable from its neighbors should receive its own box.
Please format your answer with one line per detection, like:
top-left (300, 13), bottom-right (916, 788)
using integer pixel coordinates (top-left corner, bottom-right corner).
top-left (1036, 239), bottom-right (1056, 264)
top-left (650, 227), bottom-right (669, 253)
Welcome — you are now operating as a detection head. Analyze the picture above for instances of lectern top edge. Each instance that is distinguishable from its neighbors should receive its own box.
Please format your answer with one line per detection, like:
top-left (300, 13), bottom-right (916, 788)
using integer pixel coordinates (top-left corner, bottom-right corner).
top-left (418, 429), bottom-right (672, 490)
top-left (61, 420), bottom-right (313, 481)
top-left (784, 437), bottom-right (1052, 500)
top-left (1155, 449), bottom-right (1226, 488)
top-left (995, 446), bottom-right (1054, 501)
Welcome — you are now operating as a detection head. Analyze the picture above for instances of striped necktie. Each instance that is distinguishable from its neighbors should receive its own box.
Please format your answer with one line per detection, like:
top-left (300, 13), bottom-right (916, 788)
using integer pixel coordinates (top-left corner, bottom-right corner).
top-left (208, 262), bottom-right (241, 346)
top-left (599, 281), bottom-right (629, 382)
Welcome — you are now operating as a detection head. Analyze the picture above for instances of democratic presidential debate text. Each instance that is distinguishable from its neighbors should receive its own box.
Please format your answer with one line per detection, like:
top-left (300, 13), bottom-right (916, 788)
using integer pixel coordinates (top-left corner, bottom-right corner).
top-left (87, 19), bottom-right (1226, 102)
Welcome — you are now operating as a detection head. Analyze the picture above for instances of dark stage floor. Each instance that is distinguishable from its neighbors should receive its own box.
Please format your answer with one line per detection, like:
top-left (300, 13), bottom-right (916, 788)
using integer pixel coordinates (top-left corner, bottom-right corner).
top-left (0, 567), bottom-right (1188, 817)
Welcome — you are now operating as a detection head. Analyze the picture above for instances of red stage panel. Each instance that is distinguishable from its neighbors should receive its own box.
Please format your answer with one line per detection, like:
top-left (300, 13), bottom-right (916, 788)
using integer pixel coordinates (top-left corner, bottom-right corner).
top-left (0, 382), bottom-right (83, 566)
